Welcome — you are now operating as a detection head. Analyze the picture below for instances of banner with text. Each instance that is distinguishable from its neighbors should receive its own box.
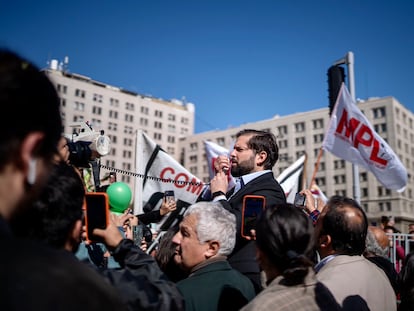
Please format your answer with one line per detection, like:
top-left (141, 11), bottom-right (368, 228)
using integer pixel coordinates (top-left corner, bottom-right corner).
top-left (322, 83), bottom-right (407, 192)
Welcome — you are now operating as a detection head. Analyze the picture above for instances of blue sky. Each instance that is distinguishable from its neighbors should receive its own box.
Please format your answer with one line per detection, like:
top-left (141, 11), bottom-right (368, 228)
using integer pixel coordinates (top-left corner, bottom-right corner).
top-left (1, 1), bottom-right (413, 133)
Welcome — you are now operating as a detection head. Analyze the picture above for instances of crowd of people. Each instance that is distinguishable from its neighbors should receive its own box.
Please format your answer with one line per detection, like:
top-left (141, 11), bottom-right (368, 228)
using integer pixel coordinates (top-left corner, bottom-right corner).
top-left (1, 48), bottom-right (414, 311)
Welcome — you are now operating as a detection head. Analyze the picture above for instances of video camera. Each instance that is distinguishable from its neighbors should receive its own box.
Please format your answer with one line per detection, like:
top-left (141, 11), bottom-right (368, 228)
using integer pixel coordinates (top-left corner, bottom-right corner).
top-left (64, 122), bottom-right (111, 168)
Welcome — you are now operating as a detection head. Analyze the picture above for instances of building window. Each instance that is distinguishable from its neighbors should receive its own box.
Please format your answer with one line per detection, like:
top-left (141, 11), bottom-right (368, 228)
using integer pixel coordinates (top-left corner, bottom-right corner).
top-left (190, 143), bottom-right (198, 151)
top-left (315, 177), bottom-right (326, 186)
top-left (168, 113), bottom-right (176, 121)
top-left (313, 134), bottom-right (324, 143)
top-left (110, 98), bottom-right (119, 107)
top-left (57, 84), bottom-right (67, 94)
top-left (109, 135), bottom-right (117, 144)
top-left (140, 106), bottom-right (149, 115)
top-left (154, 133), bottom-right (162, 140)
top-left (334, 160), bottom-right (345, 169)
top-left (168, 124), bottom-right (176, 132)
top-left (75, 89), bottom-right (85, 98)
top-left (92, 106), bottom-right (102, 115)
top-left (167, 136), bottom-right (175, 143)
top-left (125, 102), bottom-right (135, 111)
top-left (278, 139), bottom-right (288, 149)
top-left (108, 122), bottom-right (117, 131)
top-left (73, 115), bottom-right (84, 122)
top-left (123, 138), bottom-right (132, 146)
top-left (60, 98), bottom-right (66, 107)
top-left (74, 101), bottom-right (85, 111)
top-left (93, 93), bottom-right (103, 103)
top-left (181, 117), bottom-right (189, 125)
top-left (125, 114), bottom-right (134, 123)
top-left (334, 175), bottom-right (346, 184)
top-left (373, 107), bottom-right (386, 119)
top-left (140, 118), bottom-right (148, 126)
top-left (278, 125), bottom-right (288, 137)
top-left (294, 122), bottom-right (305, 133)
top-left (374, 123), bottom-right (387, 133)
top-left (109, 110), bottom-right (118, 119)
top-left (155, 110), bottom-right (163, 118)
top-left (124, 126), bottom-right (133, 134)
top-left (312, 119), bottom-right (324, 129)
top-left (295, 137), bottom-right (306, 146)
top-left (154, 121), bottom-right (162, 129)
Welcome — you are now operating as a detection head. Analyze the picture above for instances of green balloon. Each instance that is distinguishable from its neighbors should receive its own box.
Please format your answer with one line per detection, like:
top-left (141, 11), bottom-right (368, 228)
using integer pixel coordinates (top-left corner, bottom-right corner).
top-left (106, 182), bottom-right (132, 213)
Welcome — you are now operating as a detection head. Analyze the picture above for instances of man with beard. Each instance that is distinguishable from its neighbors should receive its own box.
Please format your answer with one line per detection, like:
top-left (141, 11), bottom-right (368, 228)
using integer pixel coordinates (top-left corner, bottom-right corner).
top-left (210, 129), bottom-right (286, 293)
top-left (0, 49), bottom-right (125, 310)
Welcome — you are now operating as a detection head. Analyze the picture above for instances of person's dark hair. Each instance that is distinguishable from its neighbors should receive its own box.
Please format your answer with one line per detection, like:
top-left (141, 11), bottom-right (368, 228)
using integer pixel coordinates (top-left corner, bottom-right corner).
top-left (155, 226), bottom-right (186, 282)
top-left (0, 50), bottom-right (62, 170)
top-left (236, 129), bottom-right (279, 169)
top-left (322, 195), bottom-right (368, 255)
top-left (12, 162), bottom-right (85, 248)
top-left (397, 251), bottom-right (414, 311)
top-left (255, 203), bottom-right (314, 286)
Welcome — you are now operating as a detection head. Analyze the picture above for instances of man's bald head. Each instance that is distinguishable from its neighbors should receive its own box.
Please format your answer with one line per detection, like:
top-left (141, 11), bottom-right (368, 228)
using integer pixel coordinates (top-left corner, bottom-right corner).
top-left (318, 195), bottom-right (368, 255)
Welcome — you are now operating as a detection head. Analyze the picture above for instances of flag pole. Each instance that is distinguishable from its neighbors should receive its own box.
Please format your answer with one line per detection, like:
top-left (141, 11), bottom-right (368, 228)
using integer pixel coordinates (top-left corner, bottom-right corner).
top-left (133, 129), bottom-right (144, 214)
top-left (333, 51), bottom-right (360, 203)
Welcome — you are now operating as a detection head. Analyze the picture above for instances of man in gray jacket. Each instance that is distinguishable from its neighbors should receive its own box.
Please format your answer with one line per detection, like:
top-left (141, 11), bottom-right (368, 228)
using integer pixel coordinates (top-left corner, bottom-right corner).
top-left (314, 195), bottom-right (396, 311)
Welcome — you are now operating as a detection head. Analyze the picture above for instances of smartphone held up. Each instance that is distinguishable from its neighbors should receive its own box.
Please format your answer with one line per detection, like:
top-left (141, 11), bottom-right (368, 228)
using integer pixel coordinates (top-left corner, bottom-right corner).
top-left (84, 192), bottom-right (110, 243)
top-left (164, 190), bottom-right (175, 204)
top-left (241, 195), bottom-right (266, 239)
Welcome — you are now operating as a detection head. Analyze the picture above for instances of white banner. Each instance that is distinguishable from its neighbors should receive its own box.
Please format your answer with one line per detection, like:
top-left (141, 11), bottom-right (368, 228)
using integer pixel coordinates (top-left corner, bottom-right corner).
top-left (137, 131), bottom-right (206, 208)
top-left (276, 154), bottom-right (306, 204)
top-left (322, 83), bottom-right (407, 192)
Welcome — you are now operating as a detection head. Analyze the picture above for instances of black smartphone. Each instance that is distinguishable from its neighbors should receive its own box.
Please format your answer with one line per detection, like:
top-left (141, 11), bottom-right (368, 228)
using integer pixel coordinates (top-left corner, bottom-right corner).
top-left (85, 192), bottom-right (109, 243)
top-left (241, 195), bottom-right (266, 238)
top-left (164, 190), bottom-right (175, 204)
top-left (294, 193), bottom-right (306, 207)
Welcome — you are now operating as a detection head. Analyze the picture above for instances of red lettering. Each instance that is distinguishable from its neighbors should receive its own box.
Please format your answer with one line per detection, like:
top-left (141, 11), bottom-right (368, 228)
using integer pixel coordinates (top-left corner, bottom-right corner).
top-left (370, 139), bottom-right (388, 166)
top-left (160, 167), bottom-right (174, 180)
top-left (336, 109), bottom-right (360, 140)
top-left (336, 109), bottom-right (389, 167)
top-left (175, 173), bottom-right (188, 189)
top-left (354, 124), bottom-right (373, 148)
top-left (186, 177), bottom-right (204, 195)
top-left (160, 166), bottom-right (204, 195)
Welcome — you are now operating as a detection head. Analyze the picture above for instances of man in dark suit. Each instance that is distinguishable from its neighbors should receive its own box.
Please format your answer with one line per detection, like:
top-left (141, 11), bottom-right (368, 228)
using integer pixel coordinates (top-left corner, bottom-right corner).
top-left (210, 129), bottom-right (286, 292)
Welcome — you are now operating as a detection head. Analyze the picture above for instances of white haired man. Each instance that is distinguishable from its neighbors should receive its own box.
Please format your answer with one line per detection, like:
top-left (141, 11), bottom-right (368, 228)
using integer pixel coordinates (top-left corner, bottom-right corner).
top-left (172, 201), bottom-right (255, 311)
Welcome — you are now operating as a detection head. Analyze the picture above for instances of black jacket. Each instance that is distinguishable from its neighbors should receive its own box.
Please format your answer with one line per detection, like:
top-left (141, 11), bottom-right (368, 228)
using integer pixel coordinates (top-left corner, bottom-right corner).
top-left (0, 217), bottom-right (126, 311)
top-left (218, 171), bottom-right (286, 292)
top-left (101, 239), bottom-right (184, 311)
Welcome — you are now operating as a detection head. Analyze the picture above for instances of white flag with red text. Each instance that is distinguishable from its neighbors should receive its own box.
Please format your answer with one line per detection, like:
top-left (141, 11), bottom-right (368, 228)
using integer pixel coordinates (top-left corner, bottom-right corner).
top-left (322, 83), bottom-right (407, 192)
top-left (276, 154), bottom-right (307, 204)
top-left (136, 131), bottom-right (206, 209)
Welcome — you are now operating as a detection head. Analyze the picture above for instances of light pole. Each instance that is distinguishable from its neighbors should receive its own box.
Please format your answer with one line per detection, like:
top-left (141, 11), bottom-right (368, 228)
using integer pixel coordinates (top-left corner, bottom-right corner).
top-left (332, 51), bottom-right (360, 203)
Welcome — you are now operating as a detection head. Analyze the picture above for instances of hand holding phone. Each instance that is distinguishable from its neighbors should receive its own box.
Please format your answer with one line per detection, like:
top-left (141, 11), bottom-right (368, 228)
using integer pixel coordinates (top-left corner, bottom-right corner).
top-left (241, 195), bottom-right (266, 239)
top-left (164, 190), bottom-right (175, 204)
top-left (294, 193), bottom-right (306, 207)
top-left (85, 192), bottom-right (110, 243)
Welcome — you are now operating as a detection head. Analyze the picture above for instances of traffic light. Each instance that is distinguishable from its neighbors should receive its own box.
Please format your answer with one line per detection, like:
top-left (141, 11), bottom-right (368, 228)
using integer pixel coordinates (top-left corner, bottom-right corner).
top-left (327, 65), bottom-right (345, 116)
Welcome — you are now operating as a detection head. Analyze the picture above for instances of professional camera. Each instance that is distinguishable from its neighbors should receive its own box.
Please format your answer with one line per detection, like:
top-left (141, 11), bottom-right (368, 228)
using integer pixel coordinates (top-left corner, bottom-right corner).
top-left (64, 122), bottom-right (111, 168)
